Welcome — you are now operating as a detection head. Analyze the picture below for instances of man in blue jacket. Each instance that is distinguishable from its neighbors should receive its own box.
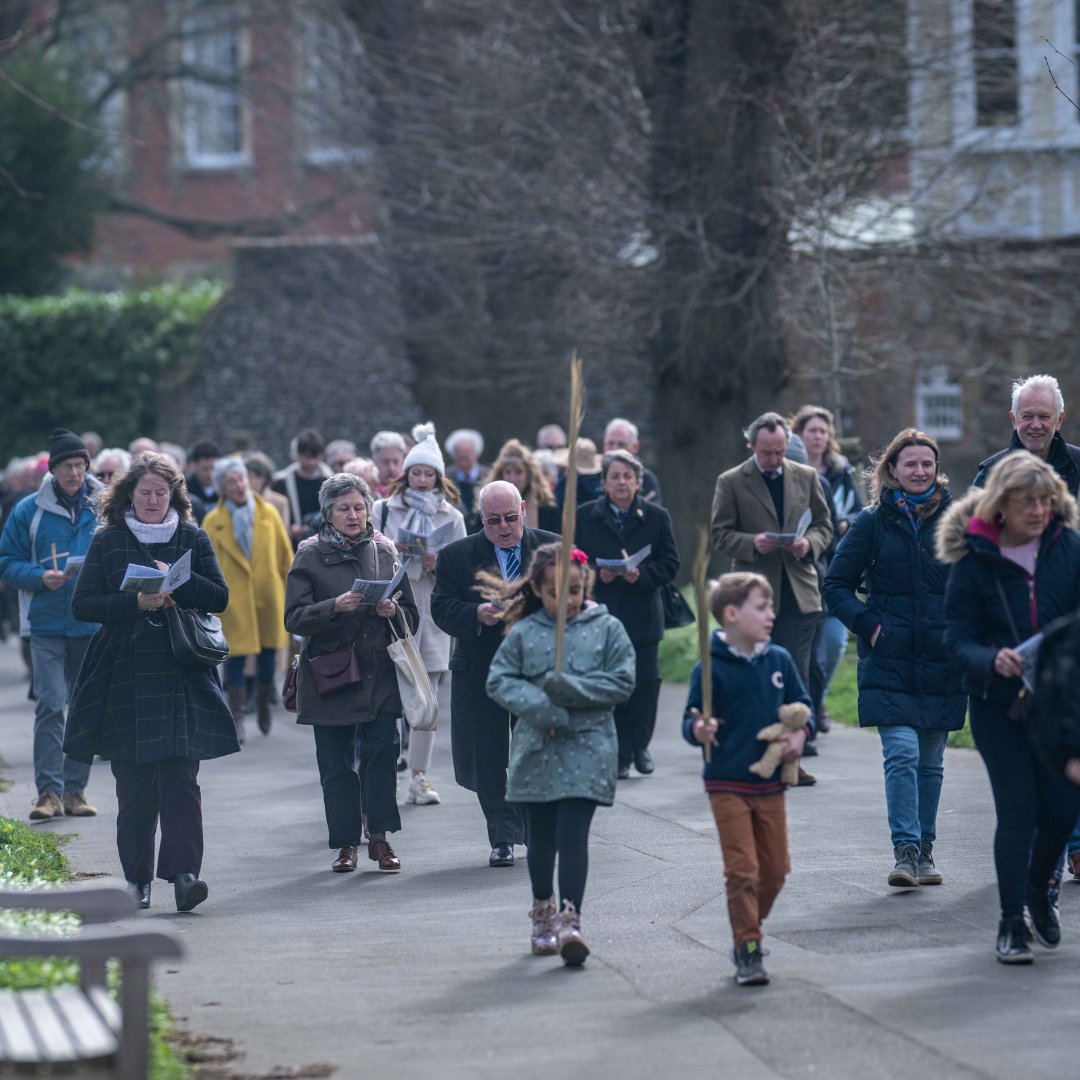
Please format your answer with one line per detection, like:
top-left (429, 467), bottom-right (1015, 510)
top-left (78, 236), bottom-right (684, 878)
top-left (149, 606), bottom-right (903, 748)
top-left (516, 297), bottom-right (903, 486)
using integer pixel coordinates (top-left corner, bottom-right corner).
top-left (0, 430), bottom-right (102, 820)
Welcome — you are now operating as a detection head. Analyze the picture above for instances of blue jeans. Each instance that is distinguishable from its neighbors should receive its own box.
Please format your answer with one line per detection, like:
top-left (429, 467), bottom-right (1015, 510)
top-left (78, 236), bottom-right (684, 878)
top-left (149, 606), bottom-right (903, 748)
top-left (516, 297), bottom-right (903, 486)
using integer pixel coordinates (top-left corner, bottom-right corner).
top-left (820, 616), bottom-right (848, 693)
top-left (1068, 814), bottom-right (1080, 856)
top-left (31, 635), bottom-right (93, 797)
top-left (878, 726), bottom-right (947, 850)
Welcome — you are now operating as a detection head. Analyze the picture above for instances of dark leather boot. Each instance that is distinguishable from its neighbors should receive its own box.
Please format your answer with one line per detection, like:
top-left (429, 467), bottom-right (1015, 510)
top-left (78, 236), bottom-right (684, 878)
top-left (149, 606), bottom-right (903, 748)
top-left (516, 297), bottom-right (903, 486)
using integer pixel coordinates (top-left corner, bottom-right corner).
top-left (256, 683), bottom-right (273, 735)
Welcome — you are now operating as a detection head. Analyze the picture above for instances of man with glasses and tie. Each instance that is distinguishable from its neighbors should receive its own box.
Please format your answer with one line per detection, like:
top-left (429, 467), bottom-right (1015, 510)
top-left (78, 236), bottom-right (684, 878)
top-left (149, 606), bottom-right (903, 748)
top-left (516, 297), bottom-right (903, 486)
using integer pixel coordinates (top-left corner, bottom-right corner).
top-left (710, 413), bottom-right (832, 781)
top-left (432, 480), bottom-right (558, 866)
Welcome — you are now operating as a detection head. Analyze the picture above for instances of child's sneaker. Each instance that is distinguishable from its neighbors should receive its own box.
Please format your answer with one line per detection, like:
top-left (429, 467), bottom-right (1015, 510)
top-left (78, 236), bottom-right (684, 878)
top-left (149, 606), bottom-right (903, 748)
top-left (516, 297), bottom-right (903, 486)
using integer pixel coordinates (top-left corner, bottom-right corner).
top-left (406, 775), bottom-right (441, 805)
top-left (529, 896), bottom-right (559, 955)
top-left (733, 940), bottom-right (769, 986)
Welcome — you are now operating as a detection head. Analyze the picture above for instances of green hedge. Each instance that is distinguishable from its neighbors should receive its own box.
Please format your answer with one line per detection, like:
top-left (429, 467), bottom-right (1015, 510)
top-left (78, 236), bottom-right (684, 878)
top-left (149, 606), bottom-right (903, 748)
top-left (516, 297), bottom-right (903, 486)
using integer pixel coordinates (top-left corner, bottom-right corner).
top-left (0, 283), bottom-right (223, 462)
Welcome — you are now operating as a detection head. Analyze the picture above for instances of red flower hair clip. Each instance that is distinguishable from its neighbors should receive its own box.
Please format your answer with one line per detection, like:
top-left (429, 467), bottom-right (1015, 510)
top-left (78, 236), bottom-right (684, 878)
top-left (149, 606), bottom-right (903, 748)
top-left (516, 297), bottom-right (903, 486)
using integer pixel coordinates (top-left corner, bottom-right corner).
top-left (570, 548), bottom-right (589, 565)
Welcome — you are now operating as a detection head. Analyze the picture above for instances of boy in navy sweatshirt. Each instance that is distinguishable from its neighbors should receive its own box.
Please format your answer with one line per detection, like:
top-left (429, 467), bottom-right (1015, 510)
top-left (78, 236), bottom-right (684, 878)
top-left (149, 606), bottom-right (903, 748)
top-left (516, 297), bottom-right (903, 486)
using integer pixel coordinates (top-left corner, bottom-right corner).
top-left (684, 572), bottom-right (814, 986)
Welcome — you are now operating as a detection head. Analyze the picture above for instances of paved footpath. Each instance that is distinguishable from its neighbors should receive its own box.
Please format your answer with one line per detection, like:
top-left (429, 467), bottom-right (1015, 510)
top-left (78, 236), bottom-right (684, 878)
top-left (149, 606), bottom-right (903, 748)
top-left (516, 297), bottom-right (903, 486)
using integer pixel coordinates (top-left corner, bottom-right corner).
top-left (1, 637), bottom-right (1078, 1079)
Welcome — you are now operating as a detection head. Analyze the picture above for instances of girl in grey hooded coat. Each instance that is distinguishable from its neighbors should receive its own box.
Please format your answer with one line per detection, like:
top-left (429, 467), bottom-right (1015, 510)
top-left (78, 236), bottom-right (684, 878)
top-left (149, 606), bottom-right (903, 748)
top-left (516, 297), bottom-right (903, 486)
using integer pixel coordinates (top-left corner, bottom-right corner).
top-left (485, 543), bottom-right (635, 965)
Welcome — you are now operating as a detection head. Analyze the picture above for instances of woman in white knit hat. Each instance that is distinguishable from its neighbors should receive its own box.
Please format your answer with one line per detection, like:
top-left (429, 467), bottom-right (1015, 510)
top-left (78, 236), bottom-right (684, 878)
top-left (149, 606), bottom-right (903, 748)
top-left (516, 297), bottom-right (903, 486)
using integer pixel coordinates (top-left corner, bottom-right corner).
top-left (373, 424), bottom-right (467, 804)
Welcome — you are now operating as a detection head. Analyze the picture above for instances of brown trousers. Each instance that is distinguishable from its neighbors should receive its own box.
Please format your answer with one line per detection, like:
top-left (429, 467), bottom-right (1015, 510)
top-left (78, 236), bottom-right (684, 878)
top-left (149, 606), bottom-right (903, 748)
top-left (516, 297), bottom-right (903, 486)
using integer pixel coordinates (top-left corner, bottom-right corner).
top-left (709, 791), bottom-right (790, 947)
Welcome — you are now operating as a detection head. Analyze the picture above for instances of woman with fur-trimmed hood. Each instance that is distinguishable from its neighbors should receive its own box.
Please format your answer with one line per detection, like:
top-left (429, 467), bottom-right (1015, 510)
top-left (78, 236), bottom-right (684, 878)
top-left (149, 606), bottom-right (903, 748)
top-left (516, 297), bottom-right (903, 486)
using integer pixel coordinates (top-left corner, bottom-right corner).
top-left (938, 453), bottom-right (1080, 965)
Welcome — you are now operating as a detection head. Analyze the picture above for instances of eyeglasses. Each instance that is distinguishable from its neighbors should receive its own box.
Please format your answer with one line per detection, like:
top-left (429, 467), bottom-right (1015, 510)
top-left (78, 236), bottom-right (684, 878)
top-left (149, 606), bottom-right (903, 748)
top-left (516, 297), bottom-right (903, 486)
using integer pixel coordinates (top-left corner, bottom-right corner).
top-left (484, 514), bottom-right (520, 526)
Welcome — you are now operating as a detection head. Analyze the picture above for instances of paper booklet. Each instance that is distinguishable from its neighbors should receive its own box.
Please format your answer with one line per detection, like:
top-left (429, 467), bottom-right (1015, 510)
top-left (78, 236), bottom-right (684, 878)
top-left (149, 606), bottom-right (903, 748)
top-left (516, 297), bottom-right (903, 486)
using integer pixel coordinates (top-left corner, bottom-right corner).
top-left (595, 544), bottom-right (653, 572)
top-left (765, 508), bottom-right (813, 544)
top-left (396, 520), bottom-right (458, 556)
top-left (120, 549), bottom-right (192, 594)
top-left (63, 555), bottom-right (86, 577)
top-left (1014, 631), bottom-right (1044, 693)
top-left (351, 557), bottom-right (412, 602)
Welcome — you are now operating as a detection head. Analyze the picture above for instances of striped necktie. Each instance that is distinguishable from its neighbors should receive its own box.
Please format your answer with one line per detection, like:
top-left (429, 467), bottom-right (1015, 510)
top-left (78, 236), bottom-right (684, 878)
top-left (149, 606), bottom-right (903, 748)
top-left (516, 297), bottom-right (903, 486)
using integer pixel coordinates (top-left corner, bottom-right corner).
top-left (504, 546), bottom-right (521, 580)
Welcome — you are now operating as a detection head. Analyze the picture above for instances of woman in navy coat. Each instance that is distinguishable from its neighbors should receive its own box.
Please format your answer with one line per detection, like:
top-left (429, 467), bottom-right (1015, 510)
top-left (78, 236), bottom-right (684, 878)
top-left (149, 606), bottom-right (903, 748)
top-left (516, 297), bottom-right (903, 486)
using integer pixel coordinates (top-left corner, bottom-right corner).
top-left (938, 453), bottom-right (1080, 963)
top-left (824, 430), bottom-right (964, 890)
top-left (67, 453), bottom-right (237, 912)
top-left (574, 449), bottom-right (679, 777)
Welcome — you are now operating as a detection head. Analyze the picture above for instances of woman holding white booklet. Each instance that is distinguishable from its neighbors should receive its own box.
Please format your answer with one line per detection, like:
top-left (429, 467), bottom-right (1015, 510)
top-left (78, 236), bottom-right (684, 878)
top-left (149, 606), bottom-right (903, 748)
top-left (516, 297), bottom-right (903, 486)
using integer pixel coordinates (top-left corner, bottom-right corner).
top-left (66, 451), bottom-right (237, 913)
top-left (373, 424), bottom-right (466, 806)
top-left (574, 449), bottom-right (680, 779)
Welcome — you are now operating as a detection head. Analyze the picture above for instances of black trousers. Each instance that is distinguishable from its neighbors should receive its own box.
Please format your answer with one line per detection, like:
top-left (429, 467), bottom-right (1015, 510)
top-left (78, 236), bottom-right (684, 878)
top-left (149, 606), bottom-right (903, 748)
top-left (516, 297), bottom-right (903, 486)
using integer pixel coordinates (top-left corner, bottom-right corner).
top-left (613, 641), bottom-right (661, 765)
top-left (970, 698), bottom-right (1080, 918)
top-left (524, 799), bottom-right (599, 912)
top-left (111, 758), bottom-right (202, 883)
top-left (313, 714), bottom-right (400, 847)
top-left (771, 576), bottom-right (819, 697)
top-left (478, 789), bottom-right (526, 848)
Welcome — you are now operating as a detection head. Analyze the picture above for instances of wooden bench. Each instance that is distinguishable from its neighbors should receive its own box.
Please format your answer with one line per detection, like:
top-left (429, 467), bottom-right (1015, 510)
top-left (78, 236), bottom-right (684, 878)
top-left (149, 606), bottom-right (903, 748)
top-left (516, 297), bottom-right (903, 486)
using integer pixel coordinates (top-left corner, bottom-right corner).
top-left (0, 881), bottom-right (182, 1079)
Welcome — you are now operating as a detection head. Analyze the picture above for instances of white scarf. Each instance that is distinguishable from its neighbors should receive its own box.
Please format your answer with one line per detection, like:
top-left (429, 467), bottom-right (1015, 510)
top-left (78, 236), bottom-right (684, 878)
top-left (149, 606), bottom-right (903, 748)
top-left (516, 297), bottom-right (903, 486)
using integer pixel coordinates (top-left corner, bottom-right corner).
top-left (401, 488), bottom-right (445, 537)
top-left (125, 509), bottom-right (179, 544)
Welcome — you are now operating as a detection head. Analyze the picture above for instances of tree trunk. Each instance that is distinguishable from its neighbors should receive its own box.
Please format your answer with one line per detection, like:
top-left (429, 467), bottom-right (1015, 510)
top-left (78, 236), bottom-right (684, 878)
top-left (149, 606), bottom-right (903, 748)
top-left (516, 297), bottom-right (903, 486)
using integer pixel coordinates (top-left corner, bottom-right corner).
top-left (645, 0), bottom-right (794, 576)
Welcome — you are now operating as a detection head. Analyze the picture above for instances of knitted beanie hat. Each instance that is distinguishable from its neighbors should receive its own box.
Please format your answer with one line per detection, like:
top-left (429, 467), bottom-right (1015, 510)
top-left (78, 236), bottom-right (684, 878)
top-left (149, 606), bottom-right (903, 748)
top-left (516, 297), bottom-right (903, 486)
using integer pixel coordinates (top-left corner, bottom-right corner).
top-left (403, 423), bottom-right (445, 476)
top-left (48, 429), bottom-right (90, 471)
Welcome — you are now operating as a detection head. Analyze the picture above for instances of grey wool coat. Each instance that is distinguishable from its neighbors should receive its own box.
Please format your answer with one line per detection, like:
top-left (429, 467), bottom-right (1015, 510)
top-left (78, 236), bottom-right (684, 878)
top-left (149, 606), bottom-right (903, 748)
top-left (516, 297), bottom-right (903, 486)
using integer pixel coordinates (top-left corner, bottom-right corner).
top-left (486, 603), bottom-right (636, 805)
top-left (284, 534), bottom-right (419, 726)
top-left (65, 522), bottom-right (239, 765)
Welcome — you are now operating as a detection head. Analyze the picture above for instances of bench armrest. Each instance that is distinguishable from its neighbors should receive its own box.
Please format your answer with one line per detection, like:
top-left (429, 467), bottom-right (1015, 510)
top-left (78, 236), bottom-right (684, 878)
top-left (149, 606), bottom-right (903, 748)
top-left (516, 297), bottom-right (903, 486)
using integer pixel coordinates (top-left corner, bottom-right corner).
top-left (0, 924), bottom-right (182, 963)
top-left (0, 881), bottom-right (136, 923)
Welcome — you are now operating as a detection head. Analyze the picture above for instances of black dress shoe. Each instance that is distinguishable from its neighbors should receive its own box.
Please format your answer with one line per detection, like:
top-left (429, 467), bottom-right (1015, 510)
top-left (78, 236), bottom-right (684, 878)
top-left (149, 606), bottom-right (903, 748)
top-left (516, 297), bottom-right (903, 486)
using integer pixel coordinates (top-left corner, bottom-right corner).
top-left (127, 881), bottom-right (151, 909)
top-left (173, 873), bottom-right (209, 912)
top-left (634, 749), bottom-right (655, 775)
top-left (617, 763), bottom-right (631, 780)
top-left (802, 740), bottom-right (819, 757)
top-left (489, 844), bottom-right (514, 867)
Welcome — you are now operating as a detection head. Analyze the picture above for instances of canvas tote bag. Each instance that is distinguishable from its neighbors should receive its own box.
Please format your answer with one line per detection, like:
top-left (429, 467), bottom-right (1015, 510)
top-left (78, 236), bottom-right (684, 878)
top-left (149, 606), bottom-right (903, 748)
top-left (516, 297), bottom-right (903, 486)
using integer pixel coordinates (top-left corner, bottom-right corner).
top-left (388, 611), bottom-right (438, 731)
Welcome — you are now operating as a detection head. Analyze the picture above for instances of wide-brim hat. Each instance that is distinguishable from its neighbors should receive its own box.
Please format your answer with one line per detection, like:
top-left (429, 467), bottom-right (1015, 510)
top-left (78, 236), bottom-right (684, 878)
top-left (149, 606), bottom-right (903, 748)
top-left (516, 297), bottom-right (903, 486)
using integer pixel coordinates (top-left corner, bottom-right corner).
top-left (552, 438), bottom-right (601, 475)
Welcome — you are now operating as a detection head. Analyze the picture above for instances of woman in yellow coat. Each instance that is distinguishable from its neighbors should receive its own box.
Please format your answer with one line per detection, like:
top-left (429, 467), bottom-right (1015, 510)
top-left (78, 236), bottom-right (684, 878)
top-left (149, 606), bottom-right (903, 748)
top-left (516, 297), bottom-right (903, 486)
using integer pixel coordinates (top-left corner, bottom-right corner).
top-left (203, 456), bottom-right (293, 740)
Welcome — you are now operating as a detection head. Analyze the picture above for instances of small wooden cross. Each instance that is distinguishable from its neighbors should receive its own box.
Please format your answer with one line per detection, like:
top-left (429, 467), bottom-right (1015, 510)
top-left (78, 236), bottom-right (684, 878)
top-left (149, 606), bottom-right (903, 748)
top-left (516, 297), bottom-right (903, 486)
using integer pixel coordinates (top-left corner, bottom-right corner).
top-left (42, 543), bottom-right (70, 572)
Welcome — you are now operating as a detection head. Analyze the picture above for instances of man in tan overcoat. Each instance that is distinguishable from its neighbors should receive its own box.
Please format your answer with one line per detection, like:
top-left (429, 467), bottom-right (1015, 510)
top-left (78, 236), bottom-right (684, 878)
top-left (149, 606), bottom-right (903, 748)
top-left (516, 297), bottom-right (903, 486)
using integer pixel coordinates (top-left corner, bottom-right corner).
top-left (710, 411), bottom-right (833, 694)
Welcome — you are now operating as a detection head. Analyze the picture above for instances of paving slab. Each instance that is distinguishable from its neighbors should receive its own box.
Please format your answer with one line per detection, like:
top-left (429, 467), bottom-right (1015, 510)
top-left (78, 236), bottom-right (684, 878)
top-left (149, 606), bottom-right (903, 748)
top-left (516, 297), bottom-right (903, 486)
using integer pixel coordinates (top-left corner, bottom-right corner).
top-left (0, 638), bottom-right (1077, 1079)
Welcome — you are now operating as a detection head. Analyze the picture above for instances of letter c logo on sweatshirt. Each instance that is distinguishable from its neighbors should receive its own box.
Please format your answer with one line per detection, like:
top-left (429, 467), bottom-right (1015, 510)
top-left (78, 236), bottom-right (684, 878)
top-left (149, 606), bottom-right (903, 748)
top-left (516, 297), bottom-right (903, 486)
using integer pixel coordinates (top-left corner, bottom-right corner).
top-left (771, 671), bottom-right (785, 689)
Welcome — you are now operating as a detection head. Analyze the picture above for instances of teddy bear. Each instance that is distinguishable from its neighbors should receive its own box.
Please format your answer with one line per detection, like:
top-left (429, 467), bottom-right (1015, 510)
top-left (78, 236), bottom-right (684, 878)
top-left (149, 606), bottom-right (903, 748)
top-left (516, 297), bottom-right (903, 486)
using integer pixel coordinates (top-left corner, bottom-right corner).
top-left (747, 702), bottom-right (812, 786)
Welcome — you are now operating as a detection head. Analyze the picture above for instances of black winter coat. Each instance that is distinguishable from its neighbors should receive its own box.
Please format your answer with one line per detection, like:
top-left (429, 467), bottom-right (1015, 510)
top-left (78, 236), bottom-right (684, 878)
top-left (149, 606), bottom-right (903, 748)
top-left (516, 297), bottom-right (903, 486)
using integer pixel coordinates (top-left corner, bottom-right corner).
top-left (823, 495), bottom-right (965, 731)
top-left (430, 527), bottom-right (558, 792)
top-left (65, 522), bottom-right (239, 764)
top-left (939, 491), bottom-right (1080, 707)
top-left (574, 496), bottom-right (680, 647)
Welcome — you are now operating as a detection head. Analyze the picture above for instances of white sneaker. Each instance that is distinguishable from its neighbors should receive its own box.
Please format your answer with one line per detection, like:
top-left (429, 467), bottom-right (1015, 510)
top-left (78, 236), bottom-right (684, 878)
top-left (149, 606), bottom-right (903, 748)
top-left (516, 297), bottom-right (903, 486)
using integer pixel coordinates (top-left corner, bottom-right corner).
top-left (407, 775), bottom-right (441, 805)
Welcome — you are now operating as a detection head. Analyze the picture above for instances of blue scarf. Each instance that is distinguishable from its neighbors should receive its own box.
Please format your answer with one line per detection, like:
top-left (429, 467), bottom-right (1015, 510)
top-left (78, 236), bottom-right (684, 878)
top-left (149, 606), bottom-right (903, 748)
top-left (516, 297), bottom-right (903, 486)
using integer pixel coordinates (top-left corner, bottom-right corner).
top-left (885, 484), bottom-right (936, 533)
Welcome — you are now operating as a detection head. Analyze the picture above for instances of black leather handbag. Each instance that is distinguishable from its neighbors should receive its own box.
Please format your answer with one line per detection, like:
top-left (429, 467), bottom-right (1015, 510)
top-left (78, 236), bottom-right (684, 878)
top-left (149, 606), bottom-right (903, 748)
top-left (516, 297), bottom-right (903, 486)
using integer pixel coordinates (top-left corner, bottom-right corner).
top-left (165, 606), bottom-right (230, 668)
top-left (661, 581), bottom-right (695, 629)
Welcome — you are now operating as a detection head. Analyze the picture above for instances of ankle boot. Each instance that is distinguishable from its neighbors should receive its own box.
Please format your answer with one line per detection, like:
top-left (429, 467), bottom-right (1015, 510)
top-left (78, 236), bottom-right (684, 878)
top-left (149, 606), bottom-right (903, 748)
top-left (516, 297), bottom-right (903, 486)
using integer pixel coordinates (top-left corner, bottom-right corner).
top-left (996, 915), bottom-right (1034, 964)
top-left (256, 683), bottom-right (273, 735)
top-left (529, 896), bottom-right (559, 955)
top-left (227, 685), bottom-right (245, 744)
top-left (557, 901), bottom-right (590, 966)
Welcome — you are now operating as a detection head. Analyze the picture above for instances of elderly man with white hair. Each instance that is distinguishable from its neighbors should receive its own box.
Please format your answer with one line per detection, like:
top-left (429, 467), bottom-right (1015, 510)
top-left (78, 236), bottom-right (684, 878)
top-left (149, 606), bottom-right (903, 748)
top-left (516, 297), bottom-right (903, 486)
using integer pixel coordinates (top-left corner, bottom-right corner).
top-left (445, 428), bottom-right (490, 533)
top-left (431, 479), bottom-right (558, 865)
top-left (203, 455), bottom-right (294, 741)
top-left (603, 418), bottom-right (663, 504)
top-left (92, 448), bottom-right (131, 486)
top-left (973, 374), bottom-right (1080, 495)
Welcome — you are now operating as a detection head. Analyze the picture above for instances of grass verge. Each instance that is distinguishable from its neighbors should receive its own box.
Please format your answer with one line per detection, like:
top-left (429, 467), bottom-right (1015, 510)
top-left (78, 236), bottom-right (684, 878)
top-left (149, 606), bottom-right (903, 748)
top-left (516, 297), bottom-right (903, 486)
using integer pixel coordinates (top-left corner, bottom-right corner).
top-left (0, 816), bottom-right (192, 1078)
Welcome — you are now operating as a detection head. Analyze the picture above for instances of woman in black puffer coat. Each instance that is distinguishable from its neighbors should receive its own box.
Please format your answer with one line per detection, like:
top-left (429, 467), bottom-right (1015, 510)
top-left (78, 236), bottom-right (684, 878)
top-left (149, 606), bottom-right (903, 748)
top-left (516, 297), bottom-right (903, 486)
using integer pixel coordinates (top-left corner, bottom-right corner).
top-left (939, 453), bottom-right (1080, 964)
top-left (824, 430), bottom-right (965, 891)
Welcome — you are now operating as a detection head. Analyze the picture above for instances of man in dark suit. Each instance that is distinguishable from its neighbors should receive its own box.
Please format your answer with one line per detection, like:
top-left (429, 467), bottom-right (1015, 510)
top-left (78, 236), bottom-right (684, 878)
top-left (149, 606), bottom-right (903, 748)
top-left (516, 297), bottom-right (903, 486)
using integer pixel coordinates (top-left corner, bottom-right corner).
top-left (431, 480), bottom-right (558, 866)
